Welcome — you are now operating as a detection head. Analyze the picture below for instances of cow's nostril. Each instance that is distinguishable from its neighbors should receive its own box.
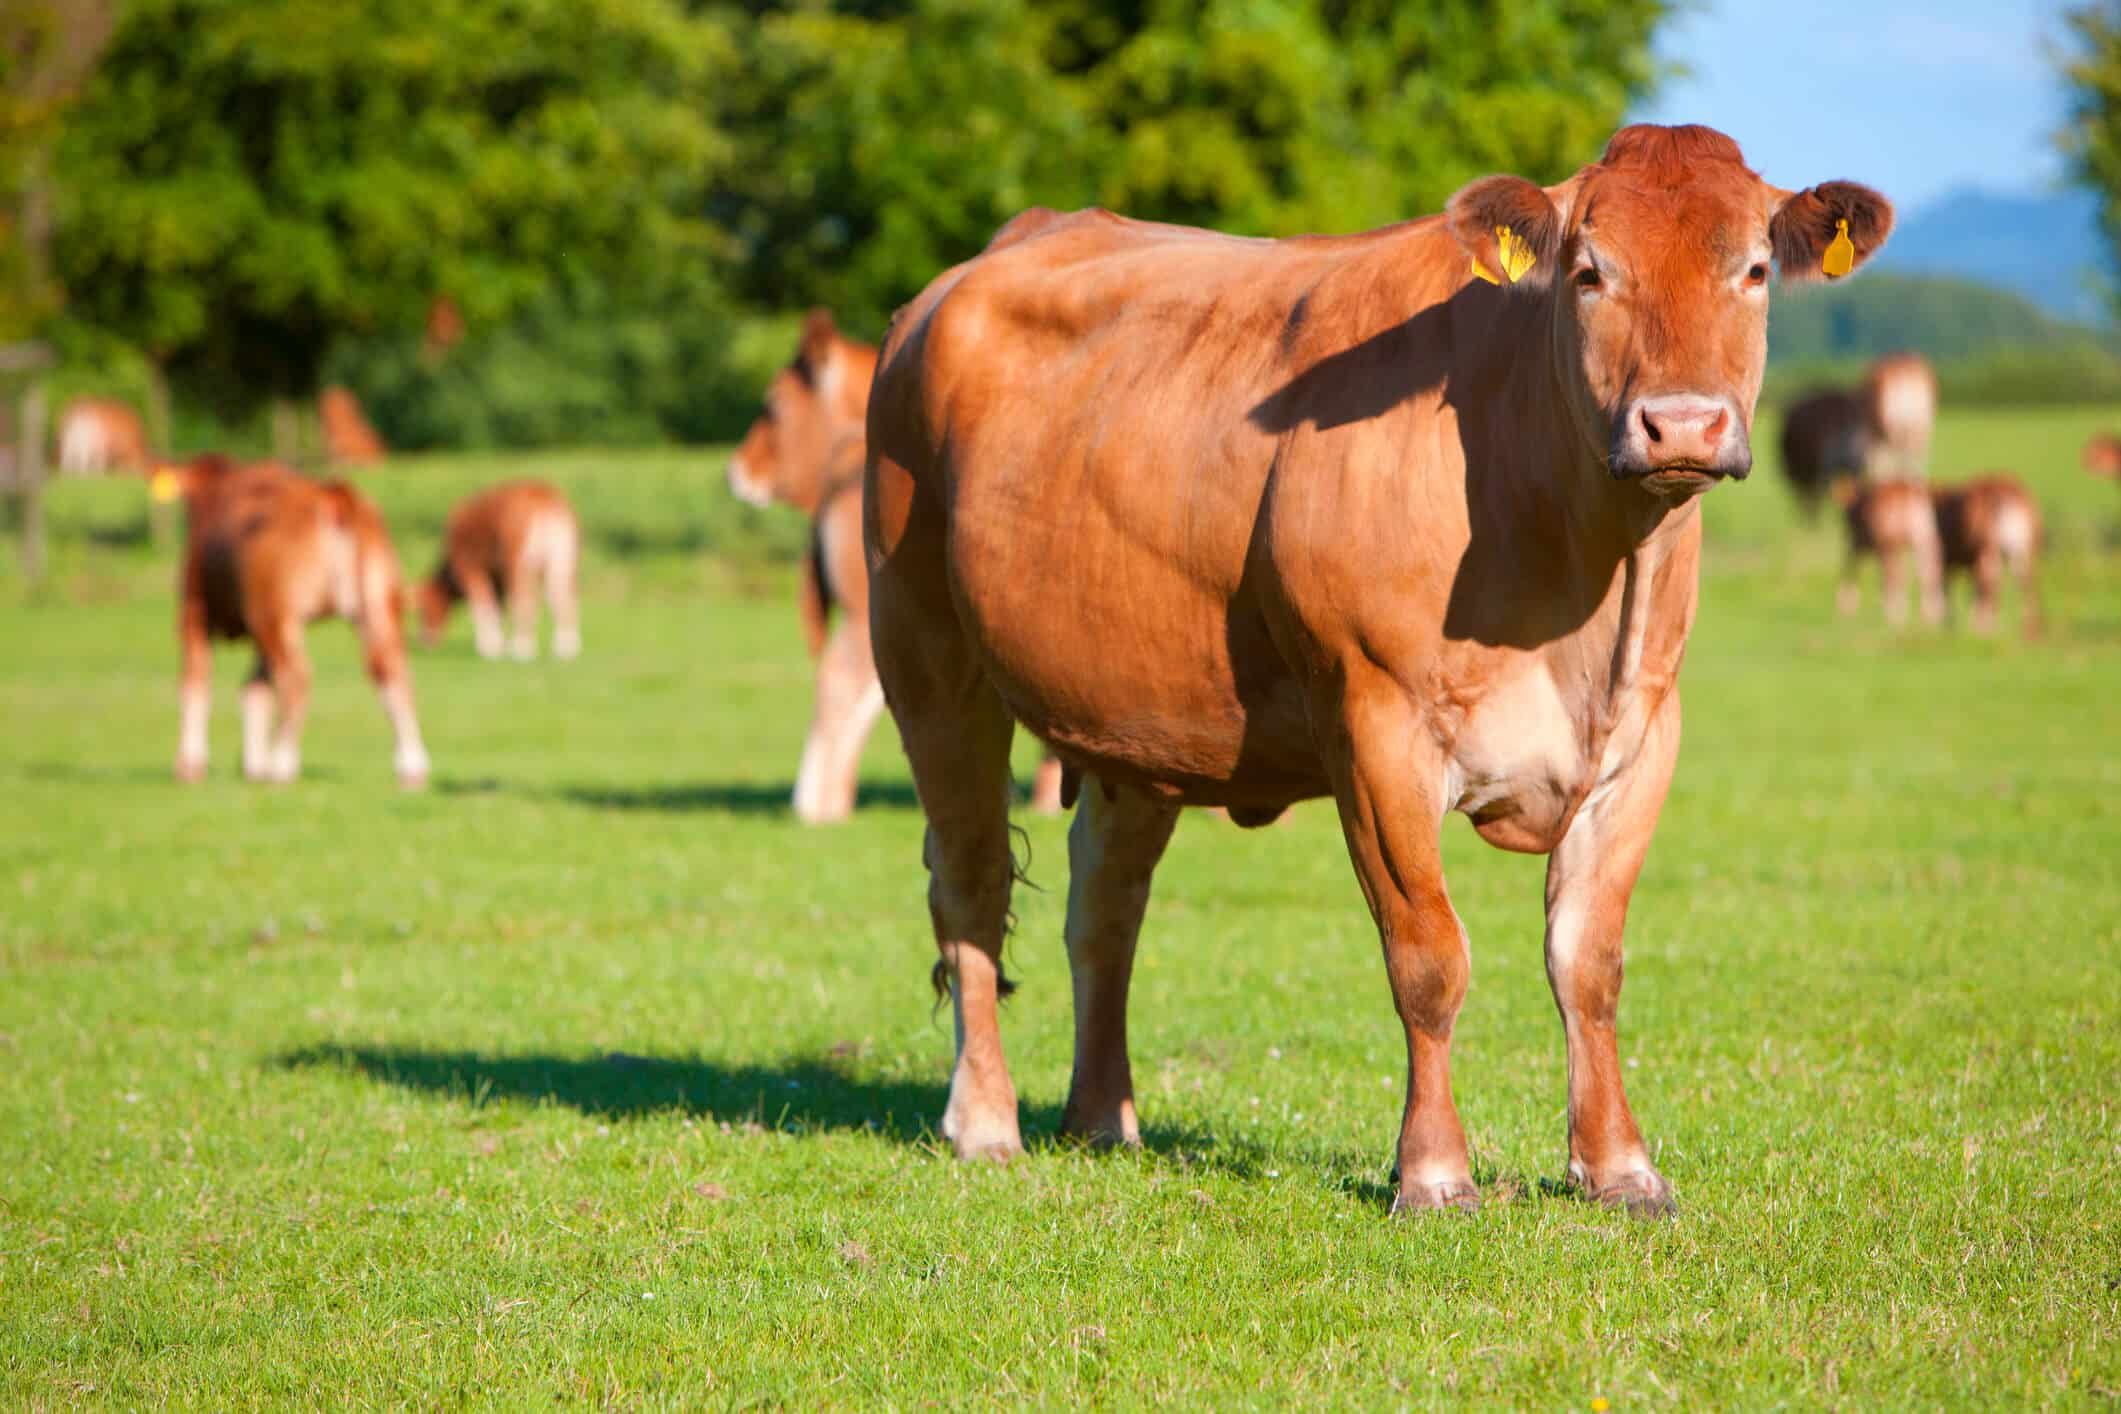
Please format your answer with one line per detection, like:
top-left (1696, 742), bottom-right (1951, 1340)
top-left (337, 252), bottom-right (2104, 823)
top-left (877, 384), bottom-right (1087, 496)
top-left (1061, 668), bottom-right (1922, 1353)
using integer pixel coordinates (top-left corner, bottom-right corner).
top-left (1639, 408), bottom-right (1664, 444)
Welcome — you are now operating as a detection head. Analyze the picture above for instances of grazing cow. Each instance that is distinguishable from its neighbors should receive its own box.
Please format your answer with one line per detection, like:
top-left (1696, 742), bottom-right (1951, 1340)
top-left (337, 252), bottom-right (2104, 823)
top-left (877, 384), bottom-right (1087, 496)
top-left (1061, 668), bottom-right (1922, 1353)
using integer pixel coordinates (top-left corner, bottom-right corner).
top-left (732, 313), bottom-right (1064, 820)
top-left (2084, 433), bottom-right (2121, 482)
top-left (153, 455), bottom-right (430, 787)
top-left (1834, 478), bottom-right (1944, 627)
top-left (319, 386), bottom-right (387, 466)
top-left (416, 480), bottom-right (581, 660)
top-left (866, 124), bottom-right (1890, 1215)
top-left (1932, 474), bottom-right (2042, 636)
top-left (1862, 352), bottom-right (1936, 482)
top-left (1778, 388), bottom-right (1869, 514)
top-left (57, 397), bottom-right (150, 476)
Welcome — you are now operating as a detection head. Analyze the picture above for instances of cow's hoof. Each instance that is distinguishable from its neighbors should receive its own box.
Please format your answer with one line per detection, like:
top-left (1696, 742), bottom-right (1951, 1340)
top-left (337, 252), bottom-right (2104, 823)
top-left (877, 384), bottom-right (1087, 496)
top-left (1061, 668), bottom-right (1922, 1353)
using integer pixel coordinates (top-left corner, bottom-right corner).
top-left (950, 1132), bottom-right (1024, 1165)
top-left (942, 1105), bottom-right (1023, 1164)
top-left (174, 759), bottom-right (206, 784)
top-left (1390, 1179), bottom-right (1481, 1215)
top-left (1575, 1165), bottom-right (1675, 1219)
top-left (1058, 1102), bottom-right (1141, 1151)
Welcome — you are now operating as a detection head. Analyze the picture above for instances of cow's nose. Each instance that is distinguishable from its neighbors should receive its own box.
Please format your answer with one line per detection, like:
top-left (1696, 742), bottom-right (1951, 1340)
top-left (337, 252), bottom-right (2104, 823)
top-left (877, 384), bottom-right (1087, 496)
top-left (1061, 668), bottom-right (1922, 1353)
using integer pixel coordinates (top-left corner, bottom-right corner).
top-left (1636, 397), bottom-right (1728, 464)
top-left (1612, 394), bottom-right (1751, 481)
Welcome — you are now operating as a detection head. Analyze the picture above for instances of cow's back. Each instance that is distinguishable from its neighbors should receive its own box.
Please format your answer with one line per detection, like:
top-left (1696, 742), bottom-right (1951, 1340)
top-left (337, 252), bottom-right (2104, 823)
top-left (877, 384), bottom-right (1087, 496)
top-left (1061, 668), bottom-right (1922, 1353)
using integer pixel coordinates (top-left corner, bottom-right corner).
top-left (869, 207), bottom-right (1475, 796)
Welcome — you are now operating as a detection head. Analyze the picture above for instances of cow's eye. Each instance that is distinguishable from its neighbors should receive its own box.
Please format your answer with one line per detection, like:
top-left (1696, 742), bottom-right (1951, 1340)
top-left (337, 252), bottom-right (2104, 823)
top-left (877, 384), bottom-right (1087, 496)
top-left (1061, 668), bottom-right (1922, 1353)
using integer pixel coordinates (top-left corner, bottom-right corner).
top-left (1745, 263), bottom-right (1769, 286)
top-left (1573, 266), bottom-right (1602, 291)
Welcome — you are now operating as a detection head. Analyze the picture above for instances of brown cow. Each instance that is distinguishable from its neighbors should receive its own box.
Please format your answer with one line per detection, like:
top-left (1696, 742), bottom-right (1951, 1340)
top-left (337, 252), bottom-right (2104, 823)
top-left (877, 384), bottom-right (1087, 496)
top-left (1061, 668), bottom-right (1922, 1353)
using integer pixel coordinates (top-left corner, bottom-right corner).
top-left (1932, 474), bottom-right (2042, 636)
top-left (153, 455), bottom-right (429, 787)
top-left (733, 313), bottom-right (1063, 820)
top-left (319, 386), bottom-right (387, 466)
top-left (57, 397), bottom-right (150, 476)
top-left (2084, 433), bottom-right (2121, 481)
top-left (866, 124), bottom-right (1890, 1215)
top-left (416, 480), bottom-right (582, 661)
top-left (1834, 478), bottom-right (1944, 627)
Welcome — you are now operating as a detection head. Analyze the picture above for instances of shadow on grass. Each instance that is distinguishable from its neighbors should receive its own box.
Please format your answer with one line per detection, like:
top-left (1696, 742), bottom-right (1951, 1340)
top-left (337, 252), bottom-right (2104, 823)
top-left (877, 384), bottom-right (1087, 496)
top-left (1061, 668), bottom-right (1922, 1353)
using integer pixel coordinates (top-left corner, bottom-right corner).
top-left (18, 760), bottom-right (345, 784)
top-left (552, 779), bottom-right (921, 814)
top-left (274, 1043), bottom-right (1314, 1185)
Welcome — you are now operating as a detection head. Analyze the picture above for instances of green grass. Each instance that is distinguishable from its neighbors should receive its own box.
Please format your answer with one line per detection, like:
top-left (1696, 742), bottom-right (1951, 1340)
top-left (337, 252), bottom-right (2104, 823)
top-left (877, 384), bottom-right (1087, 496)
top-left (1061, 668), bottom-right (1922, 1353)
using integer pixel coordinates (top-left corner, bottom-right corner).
top-left (3, 409), bottom-right (2119, 1407)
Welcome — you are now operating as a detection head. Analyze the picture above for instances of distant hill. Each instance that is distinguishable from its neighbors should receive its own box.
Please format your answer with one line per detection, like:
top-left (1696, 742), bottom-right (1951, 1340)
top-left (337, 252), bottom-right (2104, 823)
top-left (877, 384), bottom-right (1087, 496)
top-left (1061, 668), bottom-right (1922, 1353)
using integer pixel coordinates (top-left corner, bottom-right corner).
top-left (1768, 271), bottom-right (2088, 365)
top-left (1871, 188), bottom-right (2109, 325)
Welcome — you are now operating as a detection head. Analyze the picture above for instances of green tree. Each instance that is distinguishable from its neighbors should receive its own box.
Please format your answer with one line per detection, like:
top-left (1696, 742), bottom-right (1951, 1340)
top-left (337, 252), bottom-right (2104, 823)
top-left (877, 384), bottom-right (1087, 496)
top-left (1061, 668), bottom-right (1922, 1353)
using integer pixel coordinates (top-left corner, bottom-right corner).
top-left (0, 0), bottom-right (115, 340)
top-left (52, 0), bottom-right (733, 428)
top-left (719, 0), bottom-right (1673, 332)
top-left (2061, 0), bottom-right (2121, 317)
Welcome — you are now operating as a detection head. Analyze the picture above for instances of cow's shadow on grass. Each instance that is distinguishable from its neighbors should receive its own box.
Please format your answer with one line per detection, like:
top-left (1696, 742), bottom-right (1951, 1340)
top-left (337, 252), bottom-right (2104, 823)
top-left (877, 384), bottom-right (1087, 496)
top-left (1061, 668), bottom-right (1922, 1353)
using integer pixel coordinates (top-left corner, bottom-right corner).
top-left (551, 780), bottom-right (922, 814)
top-left (275, 1043), bottom-right (1346, 1188)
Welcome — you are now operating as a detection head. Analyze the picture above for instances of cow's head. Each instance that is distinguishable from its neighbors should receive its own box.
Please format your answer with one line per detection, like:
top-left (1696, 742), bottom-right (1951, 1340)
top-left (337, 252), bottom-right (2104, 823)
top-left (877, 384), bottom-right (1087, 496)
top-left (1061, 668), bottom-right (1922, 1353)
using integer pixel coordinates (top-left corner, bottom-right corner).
top-left (727, 310), bottom-right (868, 513)
top-left (2083, 434), bottom-right (2121, 480)
top-left (1449, 124), bottom-right (1892, 501)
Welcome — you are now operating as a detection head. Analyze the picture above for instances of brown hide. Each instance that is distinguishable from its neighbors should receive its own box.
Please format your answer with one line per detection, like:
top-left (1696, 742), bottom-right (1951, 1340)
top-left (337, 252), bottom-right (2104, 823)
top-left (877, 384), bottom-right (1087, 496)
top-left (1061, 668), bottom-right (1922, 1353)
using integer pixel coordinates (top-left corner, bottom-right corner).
top-left (2083, 433), bottom-right (2121, 480)
top-left (1834, 477), bottom-right (1943, 628)
top-left (866, 123), bottom-right (1891, 1210)
top-left (1932, 474), bottom-right (2043, 635)
top-left (1779, 389), bottom-right (1869, 511)
top-left (159, 455), bottom-right (428, 785)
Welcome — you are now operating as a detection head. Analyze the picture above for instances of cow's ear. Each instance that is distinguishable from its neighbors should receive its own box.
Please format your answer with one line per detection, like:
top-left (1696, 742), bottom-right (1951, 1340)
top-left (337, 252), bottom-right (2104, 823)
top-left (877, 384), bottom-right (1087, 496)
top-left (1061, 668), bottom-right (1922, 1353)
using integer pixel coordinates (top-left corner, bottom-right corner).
top-left (1771, 182), bottom-right (1892, 283)
top-left (1447, 175), bottom-right (1562, 291)
top-left (798, 308), bottom-right (844, 397)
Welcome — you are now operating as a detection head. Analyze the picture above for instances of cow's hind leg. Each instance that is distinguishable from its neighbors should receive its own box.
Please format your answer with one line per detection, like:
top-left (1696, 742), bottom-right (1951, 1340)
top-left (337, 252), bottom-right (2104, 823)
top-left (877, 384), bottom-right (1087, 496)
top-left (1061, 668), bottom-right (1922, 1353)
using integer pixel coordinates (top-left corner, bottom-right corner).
top-left (1059, 779), bottom-right (1179, 1147)
top-left (175, 601), bottom-right (212, 782)
top-left (260, 625), bottom-right (311, 783)
top-left (876, 604), bottom-right (1025, 1160)
top-left (1326, 676), bottom-right (1477, 1214)
top-left (505, 562), bottom-right (539, 660)
top-left (1543, 697), bottom-right (1680, 1218)
top-left (547, 530), bottom-right (581, 659)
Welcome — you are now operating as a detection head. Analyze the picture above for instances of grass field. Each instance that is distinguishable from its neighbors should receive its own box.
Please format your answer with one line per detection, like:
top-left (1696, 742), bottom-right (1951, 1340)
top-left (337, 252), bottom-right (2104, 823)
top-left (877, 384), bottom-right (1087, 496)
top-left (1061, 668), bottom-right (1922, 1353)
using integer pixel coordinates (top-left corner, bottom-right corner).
top-left (4, 407), bottom-right (2119, 1406)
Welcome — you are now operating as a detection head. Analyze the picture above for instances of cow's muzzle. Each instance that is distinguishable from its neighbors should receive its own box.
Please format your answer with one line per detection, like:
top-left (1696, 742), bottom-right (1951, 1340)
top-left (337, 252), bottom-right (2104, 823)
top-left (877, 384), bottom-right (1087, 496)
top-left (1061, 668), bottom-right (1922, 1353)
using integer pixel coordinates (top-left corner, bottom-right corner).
top-left (1608, 394), bottom-right (1752, 490)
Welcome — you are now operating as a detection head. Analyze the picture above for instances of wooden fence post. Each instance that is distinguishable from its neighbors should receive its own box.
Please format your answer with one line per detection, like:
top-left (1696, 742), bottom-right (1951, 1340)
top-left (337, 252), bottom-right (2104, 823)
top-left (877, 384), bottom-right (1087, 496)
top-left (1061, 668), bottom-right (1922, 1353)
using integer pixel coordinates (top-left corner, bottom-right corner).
top-left (19, 378), bottom-right (48, 584)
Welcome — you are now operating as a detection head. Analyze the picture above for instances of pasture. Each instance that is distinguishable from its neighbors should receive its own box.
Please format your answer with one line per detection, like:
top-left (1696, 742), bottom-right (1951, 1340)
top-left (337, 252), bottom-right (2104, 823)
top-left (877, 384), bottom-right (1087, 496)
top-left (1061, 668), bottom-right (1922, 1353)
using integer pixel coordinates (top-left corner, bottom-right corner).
top-left (3, 406), bottom-right (2118, 1406)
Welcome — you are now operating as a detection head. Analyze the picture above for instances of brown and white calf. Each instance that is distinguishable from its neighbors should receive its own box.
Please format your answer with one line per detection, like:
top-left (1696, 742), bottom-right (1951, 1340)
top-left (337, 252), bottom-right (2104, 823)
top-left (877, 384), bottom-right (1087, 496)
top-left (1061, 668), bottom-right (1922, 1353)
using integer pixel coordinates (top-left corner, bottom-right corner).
top-left (2084, 433), bottom-right (2121, 483)
top-left (1933, 474), bottom-right (2042, 635)
top-left (868, 123), bottom-right (1893, 1214)
top-left (416, 480), bottom-right (581, 660)
top-left (57, 397), bottom-right (150, 476)
top-left (1861, 352), bottom-right (1936, 481)
top-left (1835, 478), bottom-right (1945, 627)
top-left (154, 455), bottom-right (429, 786)
top-left (733, 312), bottom-right (1063, 821)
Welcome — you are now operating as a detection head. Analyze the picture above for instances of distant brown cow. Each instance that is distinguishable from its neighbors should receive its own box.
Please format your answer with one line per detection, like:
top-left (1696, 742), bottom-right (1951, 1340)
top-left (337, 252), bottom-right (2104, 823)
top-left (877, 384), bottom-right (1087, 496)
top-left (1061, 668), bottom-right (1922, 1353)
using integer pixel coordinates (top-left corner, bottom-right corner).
top-left (2084, 433), bottom-right (2121, 481)
top-left (732, 312), bottom-right (1063, 821)
top-left (319, 387), bottom-right (387, 466)
top-left (867, 124), bottom-right (1891, 1214)
top-left (1834, 478), bottom-right (1944, 627)
top-left (1862, 352), bottom-right (1936, 481)
top-left (153, 455), bottom-right (429, 786)
top-left (416, 480), bottom-right (581, 661)
top-left (57, 397), bottom-right (150, 476)
top-left (1933, 474), bottom-right (2042, 636)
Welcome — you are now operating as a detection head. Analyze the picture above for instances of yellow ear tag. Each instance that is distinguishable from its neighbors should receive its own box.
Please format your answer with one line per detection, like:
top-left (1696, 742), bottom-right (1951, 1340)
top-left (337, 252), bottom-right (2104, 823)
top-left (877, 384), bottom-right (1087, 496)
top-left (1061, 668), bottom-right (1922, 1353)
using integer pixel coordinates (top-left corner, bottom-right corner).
top-left (1822, 218), bottom-right (1855, 278)
top-left (1495, 225), bottom-right (1536, 283)
top-left (150, 468), bottom-right (181, 503)
top-left (1469, 255), bottom-right (1499, 285)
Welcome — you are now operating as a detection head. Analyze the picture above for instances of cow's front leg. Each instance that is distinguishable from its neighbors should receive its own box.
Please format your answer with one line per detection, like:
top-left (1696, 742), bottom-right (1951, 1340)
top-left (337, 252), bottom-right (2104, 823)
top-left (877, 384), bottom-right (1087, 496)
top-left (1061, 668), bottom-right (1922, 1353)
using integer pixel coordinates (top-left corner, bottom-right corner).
top-left (1326, 684), bottom-right (1476, 1214)
top-left (1059, 778), bottom-right (1179, 1147)
top-left (1544, 695), bottom-right (1680, 1218)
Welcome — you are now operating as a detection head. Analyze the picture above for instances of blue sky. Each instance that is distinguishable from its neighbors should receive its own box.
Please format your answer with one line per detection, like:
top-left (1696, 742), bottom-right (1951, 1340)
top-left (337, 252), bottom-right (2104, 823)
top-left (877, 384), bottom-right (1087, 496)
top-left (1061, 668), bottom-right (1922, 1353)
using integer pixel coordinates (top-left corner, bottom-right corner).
top-left (1631, 0), bottom-right (2079, 215)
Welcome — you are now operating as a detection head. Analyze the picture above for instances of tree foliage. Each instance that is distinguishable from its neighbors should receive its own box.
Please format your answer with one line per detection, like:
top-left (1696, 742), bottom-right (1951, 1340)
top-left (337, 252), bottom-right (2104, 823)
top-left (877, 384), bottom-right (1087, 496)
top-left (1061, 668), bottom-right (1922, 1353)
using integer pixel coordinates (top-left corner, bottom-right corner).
top-left (2062, 1), bottom-right (2121, 318)
top-left (53, 0), bottom-right (731, 416)
top-left (717, 0), bottom-right (1673, 333)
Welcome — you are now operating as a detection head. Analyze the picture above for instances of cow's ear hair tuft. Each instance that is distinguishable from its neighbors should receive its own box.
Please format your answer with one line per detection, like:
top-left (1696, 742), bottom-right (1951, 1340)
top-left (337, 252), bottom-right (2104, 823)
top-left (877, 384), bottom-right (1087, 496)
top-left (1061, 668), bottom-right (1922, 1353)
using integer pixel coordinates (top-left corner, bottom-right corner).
top-left (798, 307), bottom-right (844, 396)
top-left (1771, 182), bottom-right (1893, 283)
top-left (1446, 176), bottom-right (1562, 292)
